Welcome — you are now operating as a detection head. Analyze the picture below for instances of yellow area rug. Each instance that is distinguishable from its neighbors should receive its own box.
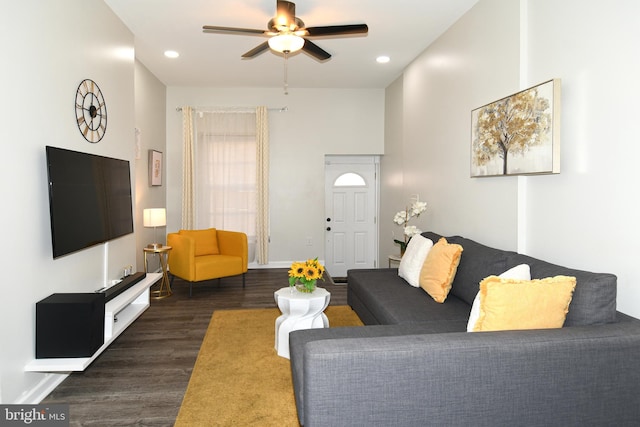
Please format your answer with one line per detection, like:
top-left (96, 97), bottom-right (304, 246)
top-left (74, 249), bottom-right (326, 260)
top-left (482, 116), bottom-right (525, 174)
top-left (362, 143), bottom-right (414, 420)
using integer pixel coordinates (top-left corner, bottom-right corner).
top-left (175, 306), bottom-right (363, 426)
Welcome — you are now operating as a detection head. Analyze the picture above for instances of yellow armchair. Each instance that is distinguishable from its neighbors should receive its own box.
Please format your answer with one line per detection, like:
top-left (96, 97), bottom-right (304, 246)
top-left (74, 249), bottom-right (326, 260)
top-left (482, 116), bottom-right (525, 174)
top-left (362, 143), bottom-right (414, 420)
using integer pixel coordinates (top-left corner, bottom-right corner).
top-left (167, 228), bottom-right (248, 296)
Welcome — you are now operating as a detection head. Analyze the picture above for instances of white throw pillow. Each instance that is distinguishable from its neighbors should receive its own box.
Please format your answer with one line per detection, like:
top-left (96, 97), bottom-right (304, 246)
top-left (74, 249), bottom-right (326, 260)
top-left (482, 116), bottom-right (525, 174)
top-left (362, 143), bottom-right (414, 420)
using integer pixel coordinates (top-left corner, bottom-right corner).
top-left (467, 264), bottom-right (531, 332)
top-left (398, 235), bottom-right (434, 287)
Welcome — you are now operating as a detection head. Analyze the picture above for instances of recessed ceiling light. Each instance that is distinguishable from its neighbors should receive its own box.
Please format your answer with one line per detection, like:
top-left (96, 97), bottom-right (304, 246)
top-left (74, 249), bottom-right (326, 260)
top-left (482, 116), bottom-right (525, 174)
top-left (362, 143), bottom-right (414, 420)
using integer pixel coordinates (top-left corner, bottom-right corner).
top-left (376, 56), bottom-right (390, 64)
top-left (164, 50), bottom-right (180, 58)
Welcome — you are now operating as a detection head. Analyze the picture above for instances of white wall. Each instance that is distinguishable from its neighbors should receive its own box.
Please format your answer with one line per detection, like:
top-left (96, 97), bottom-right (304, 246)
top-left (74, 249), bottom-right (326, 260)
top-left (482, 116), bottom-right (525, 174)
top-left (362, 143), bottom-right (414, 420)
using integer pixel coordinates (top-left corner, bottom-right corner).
top-left (523, 0), bottom-right (640, 316)
top-left (382, 0), bottom-right (640, 318)
top-left (166, 87), bottom-right (384, 265)
top-left (134, 61), bottom-right (167, 271)
top-left (379, 76), bottom-right (405, 266)
top-left (382, 0), bottom-right (521, 255)
top-left (0, 0), bottom-right (152, 404)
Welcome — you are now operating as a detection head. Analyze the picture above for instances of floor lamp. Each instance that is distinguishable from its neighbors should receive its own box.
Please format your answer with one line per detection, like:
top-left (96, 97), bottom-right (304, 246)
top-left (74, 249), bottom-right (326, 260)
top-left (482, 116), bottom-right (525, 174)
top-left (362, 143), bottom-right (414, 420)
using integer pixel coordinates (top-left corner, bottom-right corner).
top-left (143, 208), bottom-right (166, 249)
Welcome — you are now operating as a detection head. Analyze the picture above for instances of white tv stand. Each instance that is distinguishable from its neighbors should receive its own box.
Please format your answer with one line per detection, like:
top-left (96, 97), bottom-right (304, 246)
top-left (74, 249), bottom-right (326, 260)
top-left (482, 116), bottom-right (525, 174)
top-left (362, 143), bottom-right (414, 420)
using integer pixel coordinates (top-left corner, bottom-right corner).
top-left (25, 273), bottom-right (161, 372)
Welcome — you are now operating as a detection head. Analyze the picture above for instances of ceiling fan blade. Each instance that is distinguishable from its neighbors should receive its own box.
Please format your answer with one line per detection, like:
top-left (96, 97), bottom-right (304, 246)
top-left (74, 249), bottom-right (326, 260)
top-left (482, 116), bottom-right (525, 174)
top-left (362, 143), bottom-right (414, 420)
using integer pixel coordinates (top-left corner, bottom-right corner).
top-left (275, 0), bottom-right (296, 29)
top-left (302, 39), bottom-right (331, 61)
top-left (242, 42), bottom-right (270, 58)
top-left (304, 24), bottom-right (369, 37)
top-left (203, 25), bottom-right (266, 36)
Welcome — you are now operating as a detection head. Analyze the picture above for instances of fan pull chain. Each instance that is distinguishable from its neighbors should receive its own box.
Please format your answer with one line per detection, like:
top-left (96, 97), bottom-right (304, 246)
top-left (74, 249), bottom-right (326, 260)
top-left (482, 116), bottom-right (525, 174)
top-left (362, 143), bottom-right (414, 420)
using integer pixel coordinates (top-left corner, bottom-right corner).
top-left (283, 51), bottom-right (289, 95)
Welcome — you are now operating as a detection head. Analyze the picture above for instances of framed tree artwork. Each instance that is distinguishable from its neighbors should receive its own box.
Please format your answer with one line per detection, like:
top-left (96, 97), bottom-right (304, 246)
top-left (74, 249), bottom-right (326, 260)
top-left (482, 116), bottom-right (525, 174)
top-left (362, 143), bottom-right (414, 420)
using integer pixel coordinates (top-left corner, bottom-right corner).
top-left (471, 79), bottom-right (561, 177)
top-left (149, 150), bottom-right (163, 186)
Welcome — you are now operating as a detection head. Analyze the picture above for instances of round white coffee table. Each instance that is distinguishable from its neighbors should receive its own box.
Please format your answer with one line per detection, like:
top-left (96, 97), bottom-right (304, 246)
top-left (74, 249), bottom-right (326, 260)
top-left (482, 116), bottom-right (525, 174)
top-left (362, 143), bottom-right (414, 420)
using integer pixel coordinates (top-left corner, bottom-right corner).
top-left (274, 287), bottom-right (330, 359)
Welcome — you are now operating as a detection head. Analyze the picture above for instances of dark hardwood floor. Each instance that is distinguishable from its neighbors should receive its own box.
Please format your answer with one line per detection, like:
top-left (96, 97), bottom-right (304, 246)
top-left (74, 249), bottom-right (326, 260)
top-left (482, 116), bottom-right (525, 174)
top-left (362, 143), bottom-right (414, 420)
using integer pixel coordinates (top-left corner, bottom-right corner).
top-left (41, 269), bottom-right (347, 426)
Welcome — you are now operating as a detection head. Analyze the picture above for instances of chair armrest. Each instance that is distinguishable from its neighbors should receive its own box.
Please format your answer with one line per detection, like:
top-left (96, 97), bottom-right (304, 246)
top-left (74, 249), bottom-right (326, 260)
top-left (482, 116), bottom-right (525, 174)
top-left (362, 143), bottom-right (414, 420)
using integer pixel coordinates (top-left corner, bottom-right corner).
top-left (300, 319), bottom-right (640, 426)
top-left (216, 230), bottom-right (248, 271)
top-left (167, 232), bottom-right (196, 281)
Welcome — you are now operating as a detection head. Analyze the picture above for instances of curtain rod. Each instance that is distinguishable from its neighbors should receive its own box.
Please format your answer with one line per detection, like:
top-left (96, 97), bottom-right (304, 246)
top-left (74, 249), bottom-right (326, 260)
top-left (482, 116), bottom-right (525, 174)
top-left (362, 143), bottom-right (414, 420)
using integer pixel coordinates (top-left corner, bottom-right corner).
top-left (175, 106), bottom-right (288, 113)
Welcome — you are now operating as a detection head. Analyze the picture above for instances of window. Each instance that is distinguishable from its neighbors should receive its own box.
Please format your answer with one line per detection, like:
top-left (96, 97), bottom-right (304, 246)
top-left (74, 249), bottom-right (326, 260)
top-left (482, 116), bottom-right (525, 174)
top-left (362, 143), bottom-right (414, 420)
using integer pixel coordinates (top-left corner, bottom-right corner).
top-left (334, 172), bottom-right (366, 187)
top-left (194, 112), bottom-right (256, 239)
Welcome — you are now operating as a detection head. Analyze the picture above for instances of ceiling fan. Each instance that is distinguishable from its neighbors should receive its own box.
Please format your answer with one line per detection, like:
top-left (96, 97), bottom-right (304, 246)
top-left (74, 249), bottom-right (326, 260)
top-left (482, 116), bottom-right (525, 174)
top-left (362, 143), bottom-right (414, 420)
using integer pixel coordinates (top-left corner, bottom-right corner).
top-left (203, 0), bottom-right (368, 61)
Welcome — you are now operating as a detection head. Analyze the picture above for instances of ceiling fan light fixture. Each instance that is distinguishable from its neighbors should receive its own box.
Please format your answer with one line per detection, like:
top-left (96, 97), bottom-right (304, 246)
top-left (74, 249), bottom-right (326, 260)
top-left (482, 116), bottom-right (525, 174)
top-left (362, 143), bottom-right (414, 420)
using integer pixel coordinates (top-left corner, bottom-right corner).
top-left (268, 34), bottom-right (305, 53)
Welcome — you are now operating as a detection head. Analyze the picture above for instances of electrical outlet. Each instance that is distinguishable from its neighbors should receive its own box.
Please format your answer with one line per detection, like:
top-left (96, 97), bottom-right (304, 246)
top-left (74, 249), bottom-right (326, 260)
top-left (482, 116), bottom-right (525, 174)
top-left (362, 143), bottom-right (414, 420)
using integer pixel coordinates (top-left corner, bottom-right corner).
top-left (306, 237), bottom-right (313, 246)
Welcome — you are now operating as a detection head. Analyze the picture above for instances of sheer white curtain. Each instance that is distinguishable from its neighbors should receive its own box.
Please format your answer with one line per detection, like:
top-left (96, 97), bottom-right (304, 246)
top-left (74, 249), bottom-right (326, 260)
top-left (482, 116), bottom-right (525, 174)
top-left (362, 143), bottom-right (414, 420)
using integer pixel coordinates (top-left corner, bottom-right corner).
top-left (182, 107), bottom-right (269, 264)
top-left (194, 110), bottom-right (257, 251)
top-left (195, 111), bottom-right (256, 237)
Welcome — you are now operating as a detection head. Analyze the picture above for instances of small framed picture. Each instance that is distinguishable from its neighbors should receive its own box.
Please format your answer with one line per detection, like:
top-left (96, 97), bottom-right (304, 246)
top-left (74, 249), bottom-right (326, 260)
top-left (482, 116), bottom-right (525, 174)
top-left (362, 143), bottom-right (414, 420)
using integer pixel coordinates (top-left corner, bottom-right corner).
top-left (149, 150), bottom-right (163, 186)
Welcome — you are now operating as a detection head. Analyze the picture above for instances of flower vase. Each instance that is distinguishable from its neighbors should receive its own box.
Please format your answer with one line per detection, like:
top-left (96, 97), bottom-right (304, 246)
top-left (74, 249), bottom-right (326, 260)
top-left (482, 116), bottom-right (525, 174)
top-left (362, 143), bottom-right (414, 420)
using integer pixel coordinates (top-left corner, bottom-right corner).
top-left (295, 280), bottom-right (316, 293)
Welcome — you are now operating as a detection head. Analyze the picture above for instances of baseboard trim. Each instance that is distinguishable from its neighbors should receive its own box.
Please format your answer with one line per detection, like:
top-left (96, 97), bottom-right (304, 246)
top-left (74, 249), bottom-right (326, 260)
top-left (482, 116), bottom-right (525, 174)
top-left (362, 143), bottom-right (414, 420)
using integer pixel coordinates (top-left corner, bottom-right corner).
top-left (15, 373), bottom-right (68, 404)
top-left (248, 260), bottom-right (327, 270)
top-left (248, 261), bottom-right (289, 269)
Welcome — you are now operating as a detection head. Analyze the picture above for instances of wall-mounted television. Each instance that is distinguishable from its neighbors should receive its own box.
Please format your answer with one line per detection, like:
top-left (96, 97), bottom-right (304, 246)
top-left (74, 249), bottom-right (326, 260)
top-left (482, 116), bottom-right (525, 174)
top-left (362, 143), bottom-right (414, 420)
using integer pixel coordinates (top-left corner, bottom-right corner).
top-left (46, 146), bottom-right (134, 258)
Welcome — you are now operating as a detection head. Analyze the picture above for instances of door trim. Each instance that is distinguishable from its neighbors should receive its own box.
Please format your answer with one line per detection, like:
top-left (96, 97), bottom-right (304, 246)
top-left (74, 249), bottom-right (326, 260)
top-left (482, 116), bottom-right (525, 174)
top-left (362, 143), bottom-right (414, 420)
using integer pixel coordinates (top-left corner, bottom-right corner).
top-left (324, 155), bottom-right (380, 276)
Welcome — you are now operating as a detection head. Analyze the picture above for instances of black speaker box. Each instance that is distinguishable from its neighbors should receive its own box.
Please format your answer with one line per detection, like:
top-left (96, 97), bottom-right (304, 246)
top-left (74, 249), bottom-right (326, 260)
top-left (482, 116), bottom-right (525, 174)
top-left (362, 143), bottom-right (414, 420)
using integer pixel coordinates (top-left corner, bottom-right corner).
top-left (36, 293), bottom-right (105, 358)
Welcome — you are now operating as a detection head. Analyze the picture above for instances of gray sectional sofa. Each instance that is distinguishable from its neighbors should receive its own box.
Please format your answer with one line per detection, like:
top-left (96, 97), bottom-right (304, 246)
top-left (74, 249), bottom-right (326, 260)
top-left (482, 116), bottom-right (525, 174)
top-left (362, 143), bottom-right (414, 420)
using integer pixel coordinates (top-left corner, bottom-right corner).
top-left (289, 232), bottom-right (640, 426)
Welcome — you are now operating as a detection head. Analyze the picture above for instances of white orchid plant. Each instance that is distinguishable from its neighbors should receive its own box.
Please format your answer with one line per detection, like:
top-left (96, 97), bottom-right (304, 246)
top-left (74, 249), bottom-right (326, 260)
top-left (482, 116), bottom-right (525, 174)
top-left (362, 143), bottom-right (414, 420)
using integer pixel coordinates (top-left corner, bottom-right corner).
top-left (393, 198), bottom-right (427, 254)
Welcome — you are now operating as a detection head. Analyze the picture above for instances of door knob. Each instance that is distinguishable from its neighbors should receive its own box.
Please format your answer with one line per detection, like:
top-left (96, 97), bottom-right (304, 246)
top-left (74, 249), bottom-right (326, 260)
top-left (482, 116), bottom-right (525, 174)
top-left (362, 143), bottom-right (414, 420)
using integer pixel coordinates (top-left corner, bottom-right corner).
top-left (326, 227), bottom-right (331, 231)
top-left (326, 218), bottom-right (331, 222)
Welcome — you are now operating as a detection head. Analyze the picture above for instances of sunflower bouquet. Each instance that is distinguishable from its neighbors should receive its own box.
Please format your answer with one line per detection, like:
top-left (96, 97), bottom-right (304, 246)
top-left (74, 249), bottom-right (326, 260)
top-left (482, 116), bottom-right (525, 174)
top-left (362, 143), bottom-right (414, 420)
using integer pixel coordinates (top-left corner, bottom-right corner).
top-left (288, 258), bottom-right (325, 293)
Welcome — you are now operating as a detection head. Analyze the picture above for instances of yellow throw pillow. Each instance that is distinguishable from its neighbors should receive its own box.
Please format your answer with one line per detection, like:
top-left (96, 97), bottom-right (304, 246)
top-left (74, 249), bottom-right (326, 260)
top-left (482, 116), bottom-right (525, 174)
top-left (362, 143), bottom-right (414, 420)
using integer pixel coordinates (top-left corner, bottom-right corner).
top-left (473, 275), bottom-right (577, 332)
top-left (179, 228), bottom-right (220, 256)
top-left (419, 237), bottom-right (463, 303)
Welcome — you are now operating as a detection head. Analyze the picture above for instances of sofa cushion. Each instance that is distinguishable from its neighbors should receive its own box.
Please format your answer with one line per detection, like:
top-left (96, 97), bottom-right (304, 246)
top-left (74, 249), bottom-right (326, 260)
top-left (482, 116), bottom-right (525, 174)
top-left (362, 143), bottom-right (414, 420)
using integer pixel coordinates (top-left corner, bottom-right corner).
top-left (194, 254), bottom-right (242, 281)
top-left (505, 253), bottom-right (617, 326)
top-left (467, 263), bottom-right (531, 331)
top-left (424, 232), bottom-right (618, 327)
top-left (348, 269), bottom-right (471, 325)
top-left (180, 228), bottom-right (220, 256)
top-left (398, 234), bottom-right (433, 287)
top-left (419, 237), bottom-right (463, 302)
top-left (445, 235), bottom-right (511, 306)
top-left (289, 319), bottom-right (468, 425)
top-left (473, 275), bottom-right (576, 331)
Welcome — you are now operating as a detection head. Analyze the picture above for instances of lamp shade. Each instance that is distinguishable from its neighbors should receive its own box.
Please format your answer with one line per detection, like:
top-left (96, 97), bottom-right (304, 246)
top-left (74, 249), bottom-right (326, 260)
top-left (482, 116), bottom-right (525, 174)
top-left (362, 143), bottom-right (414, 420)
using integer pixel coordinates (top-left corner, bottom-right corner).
top-left (268, 34), bottom-right (305, 53)
top-left (143, 208), bottom-right (166, 227)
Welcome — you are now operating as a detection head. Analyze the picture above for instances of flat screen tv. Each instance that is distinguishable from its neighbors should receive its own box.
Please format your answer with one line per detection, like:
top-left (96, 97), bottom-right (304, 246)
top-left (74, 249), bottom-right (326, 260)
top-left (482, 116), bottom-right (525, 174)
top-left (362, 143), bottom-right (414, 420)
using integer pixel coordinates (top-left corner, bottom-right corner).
top-left (46, 146), bottom-right (134, 258)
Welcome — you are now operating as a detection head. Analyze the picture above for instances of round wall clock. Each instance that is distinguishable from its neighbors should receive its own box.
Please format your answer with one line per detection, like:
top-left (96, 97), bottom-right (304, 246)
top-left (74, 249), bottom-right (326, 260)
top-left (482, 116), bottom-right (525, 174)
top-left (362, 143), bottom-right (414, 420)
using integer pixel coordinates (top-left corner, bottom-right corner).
top-left (75, 79), bottom-right (107, 143)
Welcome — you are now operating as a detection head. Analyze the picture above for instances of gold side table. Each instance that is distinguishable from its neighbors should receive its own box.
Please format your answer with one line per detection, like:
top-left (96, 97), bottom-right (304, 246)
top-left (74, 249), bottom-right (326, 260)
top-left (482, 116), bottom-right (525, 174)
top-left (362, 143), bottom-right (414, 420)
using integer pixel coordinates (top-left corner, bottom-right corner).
top-left (144, 245), bottom-right (172, 299)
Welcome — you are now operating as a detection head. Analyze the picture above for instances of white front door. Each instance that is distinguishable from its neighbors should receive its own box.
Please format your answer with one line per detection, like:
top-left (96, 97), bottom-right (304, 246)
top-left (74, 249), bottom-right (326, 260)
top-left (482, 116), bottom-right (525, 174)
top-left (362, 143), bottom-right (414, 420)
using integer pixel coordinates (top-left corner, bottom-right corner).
top-left (324, 156), bottom-right (378, 278)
